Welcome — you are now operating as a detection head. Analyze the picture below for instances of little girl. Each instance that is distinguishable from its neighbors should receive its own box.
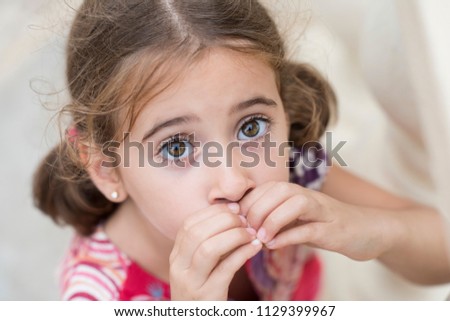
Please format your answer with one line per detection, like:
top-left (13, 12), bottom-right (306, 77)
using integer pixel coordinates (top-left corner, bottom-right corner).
top-left (33, 0), bottom-right (450, 300)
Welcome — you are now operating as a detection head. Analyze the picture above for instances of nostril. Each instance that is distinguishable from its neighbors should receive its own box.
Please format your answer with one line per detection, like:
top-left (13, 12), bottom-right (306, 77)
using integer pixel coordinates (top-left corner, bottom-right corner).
top-left (210, 184), bottom-right (255, 205)
top-left (241, 187), bottom-right (254, 199)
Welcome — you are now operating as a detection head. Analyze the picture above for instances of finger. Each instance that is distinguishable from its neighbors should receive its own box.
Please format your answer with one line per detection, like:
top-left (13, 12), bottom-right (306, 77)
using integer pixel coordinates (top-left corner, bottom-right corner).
top-left (265, 223), bottom-right (322, 250)
top-left (257, 193), bottom-right (313, 243)
top-left (208, 238), bottom-right (263, 288)
top-left (171, 203), bottom-right (241, 260)
top-left (245, 182), bottom-right (299, 230)
top-left (239, 181), bottom-right (276, 215)
top-left (189, 227), bottom-right (257, 287)
top-left (172, 210), bottom-right (247, 269)
top-left (184, 203), bottom-right (240, 230)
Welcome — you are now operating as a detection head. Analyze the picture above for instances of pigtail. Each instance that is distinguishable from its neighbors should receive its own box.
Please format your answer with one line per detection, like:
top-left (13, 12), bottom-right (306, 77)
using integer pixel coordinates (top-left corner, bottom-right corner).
top-left (32, 140), bottom-right (117, 236)
top-left (280, 61), bottom-right (337, 147)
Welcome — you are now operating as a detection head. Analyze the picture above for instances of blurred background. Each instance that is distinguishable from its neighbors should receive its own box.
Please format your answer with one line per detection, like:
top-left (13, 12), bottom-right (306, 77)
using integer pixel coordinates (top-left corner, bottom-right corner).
top-left (1, 0), bottom-right (449, 300)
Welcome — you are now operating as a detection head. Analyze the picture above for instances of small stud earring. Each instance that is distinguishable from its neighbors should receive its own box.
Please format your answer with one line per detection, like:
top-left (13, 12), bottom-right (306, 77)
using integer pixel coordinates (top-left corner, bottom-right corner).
top-left (111, 191), bottom-right (119, 200)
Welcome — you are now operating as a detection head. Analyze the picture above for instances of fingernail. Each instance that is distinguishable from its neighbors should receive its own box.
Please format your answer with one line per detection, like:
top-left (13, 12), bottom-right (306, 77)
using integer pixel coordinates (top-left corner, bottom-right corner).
top-left (251, 239), bottom-right (261, 246)
top-left (266, 239), bottom-right (276, 248)
top-left (227, 203), bottom-right (240, 214)
top-left (246, 227), bottom-right (256, 236)
top-left (257, 228), bottom-right (266, 242)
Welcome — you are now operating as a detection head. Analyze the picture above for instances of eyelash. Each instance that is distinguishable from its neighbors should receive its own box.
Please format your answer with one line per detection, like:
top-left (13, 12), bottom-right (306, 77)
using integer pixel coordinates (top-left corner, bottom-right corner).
top-left (155, 133), bottom-right (194, 158)
top-left (237, 114), bottom-right (273, 141)
top-left (155, 114), bottom-right (274, 162)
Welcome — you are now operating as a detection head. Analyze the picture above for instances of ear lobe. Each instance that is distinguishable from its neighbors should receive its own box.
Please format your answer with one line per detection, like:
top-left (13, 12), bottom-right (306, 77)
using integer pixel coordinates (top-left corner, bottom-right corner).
top-left (84, 148), bottom-right (128, 203)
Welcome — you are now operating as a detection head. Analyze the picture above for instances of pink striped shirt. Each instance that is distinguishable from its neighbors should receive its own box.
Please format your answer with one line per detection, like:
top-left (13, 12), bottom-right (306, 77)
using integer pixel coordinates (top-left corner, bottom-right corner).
top-left (59, 227), bottom-right (321, 300)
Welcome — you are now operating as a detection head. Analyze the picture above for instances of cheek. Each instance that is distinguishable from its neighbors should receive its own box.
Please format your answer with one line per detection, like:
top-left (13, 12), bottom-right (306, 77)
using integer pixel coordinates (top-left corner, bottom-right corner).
top-left (120, 167), bottom-right (200, 240)
top-left (144, 189), bottom-right (191, 239)
top-left (266, 146), bottom-right (290, 182)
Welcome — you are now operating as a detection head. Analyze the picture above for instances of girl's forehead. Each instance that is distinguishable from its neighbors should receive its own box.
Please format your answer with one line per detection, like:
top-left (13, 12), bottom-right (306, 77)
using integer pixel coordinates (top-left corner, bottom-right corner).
top-left (142, 48), bottom-right (277, 109)
top-left (124, 47), bottom-right (278, 125)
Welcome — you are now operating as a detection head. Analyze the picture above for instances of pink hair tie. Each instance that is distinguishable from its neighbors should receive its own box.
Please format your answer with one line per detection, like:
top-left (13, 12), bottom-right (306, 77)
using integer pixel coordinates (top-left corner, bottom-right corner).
top-left (66, 125), bottom-right (79, 144)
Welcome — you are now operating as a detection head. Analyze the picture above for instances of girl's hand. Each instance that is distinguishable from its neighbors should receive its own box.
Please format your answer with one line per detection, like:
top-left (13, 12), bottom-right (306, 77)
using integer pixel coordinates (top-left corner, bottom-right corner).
top-left (240, 182), bottom-right (391, 261)
top-left (169, 203), bottom-right (263, 300)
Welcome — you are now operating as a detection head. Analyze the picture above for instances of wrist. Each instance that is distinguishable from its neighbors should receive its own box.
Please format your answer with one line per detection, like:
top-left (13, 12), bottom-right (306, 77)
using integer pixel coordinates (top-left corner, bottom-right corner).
top-left (341, 202), bottom-right (406, 261)
top-left (374, 208), bottom-right (409, 262)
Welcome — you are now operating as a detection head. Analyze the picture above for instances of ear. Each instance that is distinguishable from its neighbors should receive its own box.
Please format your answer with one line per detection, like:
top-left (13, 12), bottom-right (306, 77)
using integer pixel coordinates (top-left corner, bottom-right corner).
top-left (83, 146), bottom-right (128, 203)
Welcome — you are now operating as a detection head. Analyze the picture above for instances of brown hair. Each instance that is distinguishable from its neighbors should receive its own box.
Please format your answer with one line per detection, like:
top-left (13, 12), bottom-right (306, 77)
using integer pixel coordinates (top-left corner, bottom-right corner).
top-left (33, 0), bottom-right (336, 236)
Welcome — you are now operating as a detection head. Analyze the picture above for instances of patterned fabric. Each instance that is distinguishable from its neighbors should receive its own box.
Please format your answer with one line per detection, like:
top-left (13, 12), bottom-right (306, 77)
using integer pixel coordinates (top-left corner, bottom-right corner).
top-left (60, 230), bottom-right (129, 300)
top-left (59, 146), bottom-right (329, 300)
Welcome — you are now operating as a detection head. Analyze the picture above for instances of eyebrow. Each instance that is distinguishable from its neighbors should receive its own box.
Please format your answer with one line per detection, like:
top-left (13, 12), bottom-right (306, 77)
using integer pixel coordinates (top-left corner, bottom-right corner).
top-left (230, 96), bottom-right (277, 115)
top-left (142, 96), bottom-right (277, 141)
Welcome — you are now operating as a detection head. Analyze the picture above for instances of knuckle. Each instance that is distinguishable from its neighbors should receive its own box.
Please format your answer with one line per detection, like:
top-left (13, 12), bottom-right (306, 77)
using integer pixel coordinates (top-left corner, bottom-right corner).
top-left (247, 203), bottom-right (261, 220)
top-left (198, 242), bottom-right (214, 258)
top-left (293, 193), bottom-right (309, 209)
top-left (276, 181), bottom-right (290, 194)
top-left (186, 226), bottom-right (203, 242)
top-left (180, 221), bottom-right (192, 235)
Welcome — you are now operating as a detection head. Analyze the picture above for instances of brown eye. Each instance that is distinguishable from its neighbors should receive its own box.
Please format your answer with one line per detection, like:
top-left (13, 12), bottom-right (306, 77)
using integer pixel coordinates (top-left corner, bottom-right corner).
top-left (160, 135), bottom-right (193, 160)
top-left (242, 119), bottom-right (260, 137)
top-left (237, 116), bottom-right (270, 140)
top-left (167, 141), bottom-right (186, 157)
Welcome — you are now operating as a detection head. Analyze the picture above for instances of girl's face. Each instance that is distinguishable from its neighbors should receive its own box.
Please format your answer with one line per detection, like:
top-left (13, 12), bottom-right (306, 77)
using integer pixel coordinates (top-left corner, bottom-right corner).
top-left (118, 48), bottom-right (290, 240)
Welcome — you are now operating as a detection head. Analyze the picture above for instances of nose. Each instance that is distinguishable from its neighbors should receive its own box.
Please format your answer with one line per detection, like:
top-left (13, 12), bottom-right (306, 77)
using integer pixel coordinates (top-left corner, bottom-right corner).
top-left (206, 150), bottom-right (256, 204)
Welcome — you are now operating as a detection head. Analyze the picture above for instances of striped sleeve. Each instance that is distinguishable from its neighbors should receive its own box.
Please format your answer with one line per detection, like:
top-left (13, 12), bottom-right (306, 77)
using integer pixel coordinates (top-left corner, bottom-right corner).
top-left (59, 230), bottom-right (129, 301)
